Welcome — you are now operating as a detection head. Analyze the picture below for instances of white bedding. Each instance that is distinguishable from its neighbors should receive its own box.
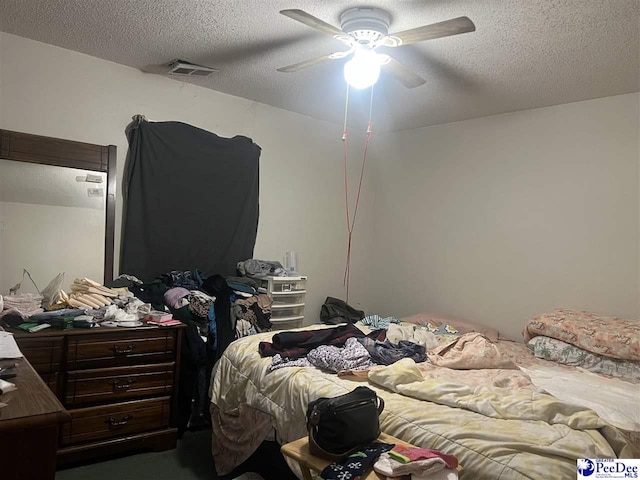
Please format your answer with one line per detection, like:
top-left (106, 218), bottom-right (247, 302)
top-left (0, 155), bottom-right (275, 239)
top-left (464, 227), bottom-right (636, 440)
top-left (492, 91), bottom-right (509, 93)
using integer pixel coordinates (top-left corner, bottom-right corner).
top-left (519, 363), bottom-right (640, 431)
top-left (209, 325), bottom-right (636, 479)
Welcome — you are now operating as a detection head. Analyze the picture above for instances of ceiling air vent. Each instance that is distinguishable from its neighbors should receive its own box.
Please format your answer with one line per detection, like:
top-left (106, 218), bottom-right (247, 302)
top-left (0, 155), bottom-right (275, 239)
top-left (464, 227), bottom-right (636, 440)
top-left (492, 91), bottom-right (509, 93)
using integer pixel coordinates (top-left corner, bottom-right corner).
top-left (168, 60), bottom-right (218, 77)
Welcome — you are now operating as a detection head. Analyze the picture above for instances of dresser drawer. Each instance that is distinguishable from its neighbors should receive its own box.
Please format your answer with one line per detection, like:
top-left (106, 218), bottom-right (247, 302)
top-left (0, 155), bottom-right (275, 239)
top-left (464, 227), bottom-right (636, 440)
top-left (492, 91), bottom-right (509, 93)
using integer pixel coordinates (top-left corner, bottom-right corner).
top-left (66, 330), bottom-right (176, 369)
top-left (40, 372), bottom-right (60, 397)
top-left (65, 363), bottom-right (174, 406)
top-left (16, 336), bottom-right (63, 374)
top-left (61, 396), bottom-right (171, 446)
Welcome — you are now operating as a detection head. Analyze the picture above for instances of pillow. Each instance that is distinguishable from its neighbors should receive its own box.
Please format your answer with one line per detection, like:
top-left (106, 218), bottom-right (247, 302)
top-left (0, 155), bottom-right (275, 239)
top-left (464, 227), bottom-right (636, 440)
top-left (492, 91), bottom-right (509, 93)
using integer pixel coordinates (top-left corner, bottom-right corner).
top-left (528, 335), bottom-right (640, 381)
top-left (524, 309), bottom-right (640, 361)
top-left (400, 312), bottom-right (499, 342)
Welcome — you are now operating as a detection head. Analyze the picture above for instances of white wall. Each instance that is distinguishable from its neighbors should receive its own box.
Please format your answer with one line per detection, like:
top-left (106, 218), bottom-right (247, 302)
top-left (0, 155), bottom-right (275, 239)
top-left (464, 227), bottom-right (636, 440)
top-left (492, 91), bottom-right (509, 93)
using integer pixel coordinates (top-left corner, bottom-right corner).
top-left (2, 33), bottom-right (637, 340)
top-left (0, 32), bottom-right (375, 321)
top-left (367, 94), bottom-right (640, 340)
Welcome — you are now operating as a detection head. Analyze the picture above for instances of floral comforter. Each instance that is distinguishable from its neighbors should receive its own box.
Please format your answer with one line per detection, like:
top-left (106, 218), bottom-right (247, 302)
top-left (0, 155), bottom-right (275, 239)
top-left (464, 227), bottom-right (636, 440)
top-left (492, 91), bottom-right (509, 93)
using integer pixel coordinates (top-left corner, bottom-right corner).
top-left (209, 325), bottom-right (633, 480)
top-left (523, 309), bottom-right (640, 361)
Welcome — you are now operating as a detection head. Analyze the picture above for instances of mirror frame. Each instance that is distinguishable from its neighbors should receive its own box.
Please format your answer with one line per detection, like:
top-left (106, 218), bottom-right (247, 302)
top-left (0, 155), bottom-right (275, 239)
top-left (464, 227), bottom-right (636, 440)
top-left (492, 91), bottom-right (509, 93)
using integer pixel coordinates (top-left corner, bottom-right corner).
top-left (0, 129), bottom-right (117, 284)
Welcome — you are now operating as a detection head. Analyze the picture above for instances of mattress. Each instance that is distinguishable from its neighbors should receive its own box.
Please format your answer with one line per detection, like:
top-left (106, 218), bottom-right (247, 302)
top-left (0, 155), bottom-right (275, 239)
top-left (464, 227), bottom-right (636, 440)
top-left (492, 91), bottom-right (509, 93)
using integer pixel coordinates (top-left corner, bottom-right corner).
top-left (209, 324), bottom-right (634, 480)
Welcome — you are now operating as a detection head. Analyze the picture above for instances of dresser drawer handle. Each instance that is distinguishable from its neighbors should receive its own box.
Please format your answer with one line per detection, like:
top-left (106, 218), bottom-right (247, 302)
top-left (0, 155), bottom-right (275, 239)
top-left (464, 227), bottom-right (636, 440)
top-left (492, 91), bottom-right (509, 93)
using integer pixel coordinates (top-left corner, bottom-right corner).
top-left (113, 344), bottom-right (135, 354)
top-left (107, 414), bottom-right (133, 429)
top-left (111, 378), bottom-right (135, 391)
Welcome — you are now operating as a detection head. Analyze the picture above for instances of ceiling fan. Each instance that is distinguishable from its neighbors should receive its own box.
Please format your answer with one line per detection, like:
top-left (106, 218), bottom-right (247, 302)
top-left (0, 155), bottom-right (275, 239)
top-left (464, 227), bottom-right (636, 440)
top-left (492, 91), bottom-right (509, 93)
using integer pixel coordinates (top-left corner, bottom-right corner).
top-left (277, 8), bottom-right (475, 89)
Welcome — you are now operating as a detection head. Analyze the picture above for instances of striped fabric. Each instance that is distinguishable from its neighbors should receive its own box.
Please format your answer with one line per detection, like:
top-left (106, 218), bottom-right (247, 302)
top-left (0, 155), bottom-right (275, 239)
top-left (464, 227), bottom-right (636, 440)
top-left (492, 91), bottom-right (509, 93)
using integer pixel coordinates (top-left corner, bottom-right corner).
top-left (360, 314), bottom-right (401, 330)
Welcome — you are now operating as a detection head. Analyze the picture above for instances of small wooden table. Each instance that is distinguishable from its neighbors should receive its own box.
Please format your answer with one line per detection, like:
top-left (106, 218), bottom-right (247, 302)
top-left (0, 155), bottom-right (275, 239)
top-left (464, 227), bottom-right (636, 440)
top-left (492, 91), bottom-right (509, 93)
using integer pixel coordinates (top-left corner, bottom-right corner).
top-left (281, 432), bottom-right (462, 480)
top-left (0, 357), bottom-right (70, 479)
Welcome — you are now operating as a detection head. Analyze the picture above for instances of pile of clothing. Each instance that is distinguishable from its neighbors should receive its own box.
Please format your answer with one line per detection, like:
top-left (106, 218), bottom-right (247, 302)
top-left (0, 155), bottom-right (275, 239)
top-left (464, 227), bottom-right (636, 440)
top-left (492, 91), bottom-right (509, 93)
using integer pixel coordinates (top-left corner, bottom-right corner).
top-left (259, 312), bottom-right (468, 374)
top-left (118, 270), bottom-right (274, 357)
top-left (0, 277), bottom-right (154, 329)
top-left (259, 321), bottom-right (432, 373)
top-left (318, 442), bottom-right (459, 480)
top-left (236, 258), bottom-right (287, 278)
top-left (66, 278), bottom-right (119, 309)
top-left (112, 269), bottom-right (274, 433)
top-left (227, 277), bottom-right (272, 337)
top-left (0, 293), bottom-right (44, 324)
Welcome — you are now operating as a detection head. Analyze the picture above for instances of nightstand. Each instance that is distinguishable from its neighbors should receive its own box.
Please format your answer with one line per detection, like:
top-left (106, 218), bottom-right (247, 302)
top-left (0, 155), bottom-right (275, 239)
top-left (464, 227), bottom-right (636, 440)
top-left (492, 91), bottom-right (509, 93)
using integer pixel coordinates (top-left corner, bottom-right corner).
top-left (281, 432), bottom-right (462, 480)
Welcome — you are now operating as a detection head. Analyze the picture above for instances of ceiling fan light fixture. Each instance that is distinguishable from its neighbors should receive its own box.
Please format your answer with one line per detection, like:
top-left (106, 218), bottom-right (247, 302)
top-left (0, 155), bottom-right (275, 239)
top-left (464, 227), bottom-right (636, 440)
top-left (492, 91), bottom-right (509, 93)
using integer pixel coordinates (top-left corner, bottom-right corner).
top-left (278, 9), bottom-right (473, 89)
top-left (344, 46), bottom-right (380, 89)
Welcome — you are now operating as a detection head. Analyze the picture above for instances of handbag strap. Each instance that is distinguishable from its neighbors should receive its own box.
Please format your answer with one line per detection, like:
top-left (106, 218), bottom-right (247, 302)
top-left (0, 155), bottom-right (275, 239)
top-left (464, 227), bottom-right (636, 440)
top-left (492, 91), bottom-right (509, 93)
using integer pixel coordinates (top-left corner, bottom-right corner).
top-left (372, 396), bottom-right (385, 416)
top-left (308, 424), bottom-right (350, 461)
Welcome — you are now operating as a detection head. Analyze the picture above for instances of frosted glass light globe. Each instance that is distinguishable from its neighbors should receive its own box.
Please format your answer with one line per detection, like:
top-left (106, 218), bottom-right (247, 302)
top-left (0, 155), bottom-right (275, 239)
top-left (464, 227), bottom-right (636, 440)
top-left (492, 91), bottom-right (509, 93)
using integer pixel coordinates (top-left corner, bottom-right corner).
top-left (344, 47), bottom-right (381, 89)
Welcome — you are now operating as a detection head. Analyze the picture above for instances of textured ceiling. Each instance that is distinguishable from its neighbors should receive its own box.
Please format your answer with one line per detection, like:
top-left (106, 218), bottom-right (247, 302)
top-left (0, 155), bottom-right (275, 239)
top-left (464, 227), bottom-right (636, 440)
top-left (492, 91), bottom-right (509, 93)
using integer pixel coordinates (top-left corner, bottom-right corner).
top-left (0, 0), bottom-right (638, 131)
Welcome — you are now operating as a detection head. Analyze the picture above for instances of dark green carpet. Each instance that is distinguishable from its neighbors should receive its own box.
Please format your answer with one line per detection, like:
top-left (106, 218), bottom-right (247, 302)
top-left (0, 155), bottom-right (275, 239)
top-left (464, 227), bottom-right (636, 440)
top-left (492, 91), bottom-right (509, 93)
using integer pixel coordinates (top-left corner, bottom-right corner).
top-left (55, 431), bottom-right (297, 480)
top-left (56, 431), bottom-right (216, 480)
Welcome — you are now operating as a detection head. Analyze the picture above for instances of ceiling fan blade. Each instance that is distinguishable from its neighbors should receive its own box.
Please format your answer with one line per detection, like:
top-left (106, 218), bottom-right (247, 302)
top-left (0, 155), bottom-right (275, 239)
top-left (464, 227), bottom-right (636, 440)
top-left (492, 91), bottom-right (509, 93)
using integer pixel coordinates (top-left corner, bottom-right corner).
top-left (280, 9), bottom-right (344, 37)
top-left (385, 16), bottom-right (475, 47)
top-left (277, 53), bottom-right (338, 73)
top-left (382, 56), bottom-right (426, 88)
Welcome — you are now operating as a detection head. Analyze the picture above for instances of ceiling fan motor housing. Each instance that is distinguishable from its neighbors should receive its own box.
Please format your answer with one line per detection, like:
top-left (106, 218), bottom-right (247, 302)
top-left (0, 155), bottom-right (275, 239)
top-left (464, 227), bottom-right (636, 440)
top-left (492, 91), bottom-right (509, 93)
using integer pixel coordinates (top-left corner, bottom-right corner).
top-left (340, 7), bottom-right (391, 44)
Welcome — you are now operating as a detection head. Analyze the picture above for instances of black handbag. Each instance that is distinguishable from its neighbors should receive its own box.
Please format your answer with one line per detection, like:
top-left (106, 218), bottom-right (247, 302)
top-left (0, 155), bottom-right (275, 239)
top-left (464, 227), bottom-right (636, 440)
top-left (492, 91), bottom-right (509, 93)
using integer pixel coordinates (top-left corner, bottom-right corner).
top-left (306, 386), bottom-right (385, 461)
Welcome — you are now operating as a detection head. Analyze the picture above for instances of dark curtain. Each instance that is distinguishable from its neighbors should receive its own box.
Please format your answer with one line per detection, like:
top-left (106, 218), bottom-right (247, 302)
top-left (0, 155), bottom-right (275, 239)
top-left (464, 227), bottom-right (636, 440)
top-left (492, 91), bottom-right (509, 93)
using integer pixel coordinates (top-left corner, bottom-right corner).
top-left (120, 120), bottom-right (260, 280)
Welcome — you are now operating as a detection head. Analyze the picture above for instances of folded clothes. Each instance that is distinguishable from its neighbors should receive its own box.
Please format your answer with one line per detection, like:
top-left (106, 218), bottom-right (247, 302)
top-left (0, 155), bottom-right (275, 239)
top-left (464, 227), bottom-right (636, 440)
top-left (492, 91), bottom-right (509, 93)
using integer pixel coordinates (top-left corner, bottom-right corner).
top-left (2, 293), bottom-right (43, 313)
top-left (373, 444), bottom-right (459, 479)
top-left (163, 287), bottom-right (191, 309)
top-left (238, 259), bottom-right (287, 277)
top-left (66, 278), bottom-right (120, 309)
top-left (321, 443), bottom-right (395, 480)
top-left (2, 293), bottom-right (43, 306)
top-left (392, 445), bottom-right (458, 468)
top-left (70, 278), bottom-right (119, 297)
top-left (0, 293), bottom-right (44, 322)
top-left (375, 453), bottom-right (444, 478)
top-left (29, 308), bottom-right (86, 321)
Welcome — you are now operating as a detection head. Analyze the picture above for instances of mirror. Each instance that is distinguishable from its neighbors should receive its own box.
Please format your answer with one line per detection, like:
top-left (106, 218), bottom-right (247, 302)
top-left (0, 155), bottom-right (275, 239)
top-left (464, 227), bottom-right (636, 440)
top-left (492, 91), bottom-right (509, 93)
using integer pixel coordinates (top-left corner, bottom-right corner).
top-left (0, 160), bottom-right (106, 294)
top-left (0, 129), bottom-right (116, 295)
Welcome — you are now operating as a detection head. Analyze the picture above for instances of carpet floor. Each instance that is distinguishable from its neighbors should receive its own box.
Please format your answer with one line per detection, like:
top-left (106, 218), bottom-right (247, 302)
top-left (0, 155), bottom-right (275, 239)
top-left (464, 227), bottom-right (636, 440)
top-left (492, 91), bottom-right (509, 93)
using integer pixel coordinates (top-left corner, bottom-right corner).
top-left (55, 430), bottom-right (297, 480)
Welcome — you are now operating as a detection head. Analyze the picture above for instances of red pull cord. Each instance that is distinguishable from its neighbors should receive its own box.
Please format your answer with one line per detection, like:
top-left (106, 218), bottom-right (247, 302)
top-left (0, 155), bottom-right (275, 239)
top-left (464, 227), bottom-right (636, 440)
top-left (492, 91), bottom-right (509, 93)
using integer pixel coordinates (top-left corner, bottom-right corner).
top-left (342, 85), bottom-right (375, 303)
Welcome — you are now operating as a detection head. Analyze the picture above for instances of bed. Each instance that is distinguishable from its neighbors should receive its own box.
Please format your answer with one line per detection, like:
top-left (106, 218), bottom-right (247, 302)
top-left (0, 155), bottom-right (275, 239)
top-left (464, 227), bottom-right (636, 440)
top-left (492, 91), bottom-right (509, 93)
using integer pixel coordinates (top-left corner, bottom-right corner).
top-left (209, 310), bottom-right (640, 480)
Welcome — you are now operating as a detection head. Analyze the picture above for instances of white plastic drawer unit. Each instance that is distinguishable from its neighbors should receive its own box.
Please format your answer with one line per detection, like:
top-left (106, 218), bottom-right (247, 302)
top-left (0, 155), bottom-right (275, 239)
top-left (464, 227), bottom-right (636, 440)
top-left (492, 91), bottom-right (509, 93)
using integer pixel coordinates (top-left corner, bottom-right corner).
top-left (271, 317), bottom-right (304, 331)
top-left (250, 275), bottom-right (307, 330)
top-left (271, 303), bottom-right (305, 319)
top-left (271, 291), bottom-right (306, 306)
top-left (270, 276), bottom-right (307, 293)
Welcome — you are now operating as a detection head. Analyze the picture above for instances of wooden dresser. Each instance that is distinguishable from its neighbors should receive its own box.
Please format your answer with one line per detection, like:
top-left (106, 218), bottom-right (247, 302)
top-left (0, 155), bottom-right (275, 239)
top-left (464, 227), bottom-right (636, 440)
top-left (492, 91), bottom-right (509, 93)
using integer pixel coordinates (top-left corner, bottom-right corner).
top-left (11, 324), bottom-right (184, 465)
top-left (0, 357), bottom-right (70, 479)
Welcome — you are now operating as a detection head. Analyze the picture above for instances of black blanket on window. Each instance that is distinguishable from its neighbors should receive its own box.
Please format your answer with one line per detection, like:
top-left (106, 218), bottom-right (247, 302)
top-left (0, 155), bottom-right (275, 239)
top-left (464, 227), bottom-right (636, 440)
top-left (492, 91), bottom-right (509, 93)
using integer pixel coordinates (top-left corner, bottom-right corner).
top-left (120, 120), bottom-right (260, 280)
